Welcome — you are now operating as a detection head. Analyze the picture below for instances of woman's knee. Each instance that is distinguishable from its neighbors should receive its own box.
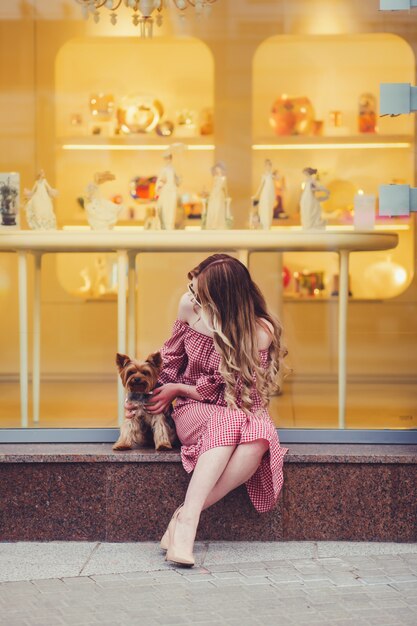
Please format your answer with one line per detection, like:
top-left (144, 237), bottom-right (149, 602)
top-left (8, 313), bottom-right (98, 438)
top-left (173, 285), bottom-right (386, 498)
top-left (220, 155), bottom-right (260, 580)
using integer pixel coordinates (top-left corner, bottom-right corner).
top-left (241, 439), bottom-right (269, 461)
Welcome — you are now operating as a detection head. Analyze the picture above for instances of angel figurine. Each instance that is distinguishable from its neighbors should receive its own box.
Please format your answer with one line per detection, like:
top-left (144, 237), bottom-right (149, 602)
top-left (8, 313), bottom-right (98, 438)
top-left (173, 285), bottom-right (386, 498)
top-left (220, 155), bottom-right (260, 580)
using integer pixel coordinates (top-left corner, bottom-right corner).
top-left (252, 159), bottom-right (277, 230)
top-left (155, 149), bottom-right (181, 230)
top-left (299, 167), bottom-right (329, 230)
top-left (24, 169), bottom-right (58, 230)
top-left (202, 162), bottom-right (232, 230)
top-left (84, 171), bottom-right (124, 230)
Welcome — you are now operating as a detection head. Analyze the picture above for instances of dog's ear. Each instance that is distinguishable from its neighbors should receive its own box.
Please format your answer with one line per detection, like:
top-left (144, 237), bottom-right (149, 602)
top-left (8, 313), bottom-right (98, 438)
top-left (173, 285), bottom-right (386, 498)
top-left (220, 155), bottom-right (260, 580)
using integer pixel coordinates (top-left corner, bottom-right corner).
top-left (116, 353), bottom-right (131, 371)
top-left (146, 351), bottom-right (162, 369)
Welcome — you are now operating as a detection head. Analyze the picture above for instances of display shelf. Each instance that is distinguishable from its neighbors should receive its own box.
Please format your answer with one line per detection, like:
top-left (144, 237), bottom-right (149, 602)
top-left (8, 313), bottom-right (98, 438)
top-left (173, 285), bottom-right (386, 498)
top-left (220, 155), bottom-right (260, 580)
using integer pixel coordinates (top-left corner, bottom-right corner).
top-left (283, 295), bottom-right (383, 303)
top-left (270, 222), bottom-right (411, 231)
top-left (252, 135), bottom-right (413, 151)
top-left (58, 136), bottom-right (215, 151)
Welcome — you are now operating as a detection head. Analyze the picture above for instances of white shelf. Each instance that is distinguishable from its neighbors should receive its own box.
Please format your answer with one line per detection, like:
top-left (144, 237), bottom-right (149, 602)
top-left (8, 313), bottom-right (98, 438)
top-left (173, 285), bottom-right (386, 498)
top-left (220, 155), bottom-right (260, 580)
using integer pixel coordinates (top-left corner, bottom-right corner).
top-left (58, 136), bottom-right (215, 152)
top-left (252, 135), bottom-right (413, 151)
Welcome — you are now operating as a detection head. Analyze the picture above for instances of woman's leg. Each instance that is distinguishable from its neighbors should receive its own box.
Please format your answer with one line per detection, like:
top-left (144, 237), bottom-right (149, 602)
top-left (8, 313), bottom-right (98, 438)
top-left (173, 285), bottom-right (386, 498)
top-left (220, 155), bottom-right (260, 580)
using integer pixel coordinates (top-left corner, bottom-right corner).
top-left (171, 445), bottom-right (236, 555)
top-left (170, 440), bottom-right (268, 557)
top-left (202, 439), bottom-right (269, 510)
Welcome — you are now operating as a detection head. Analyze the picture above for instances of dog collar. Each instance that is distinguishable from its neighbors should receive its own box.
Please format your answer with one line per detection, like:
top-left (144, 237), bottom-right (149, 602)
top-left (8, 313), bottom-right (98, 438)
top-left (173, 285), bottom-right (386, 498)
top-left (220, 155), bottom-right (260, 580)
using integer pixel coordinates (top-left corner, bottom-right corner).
top-left (127, 391), bottom-right (153, 403)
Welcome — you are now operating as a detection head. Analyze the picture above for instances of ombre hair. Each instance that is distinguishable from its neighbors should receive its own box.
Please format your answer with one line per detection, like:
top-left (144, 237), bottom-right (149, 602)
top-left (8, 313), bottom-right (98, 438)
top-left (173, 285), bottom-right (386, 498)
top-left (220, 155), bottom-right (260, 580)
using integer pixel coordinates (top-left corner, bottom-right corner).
top-left (188, 253), bottom-right (289, 414)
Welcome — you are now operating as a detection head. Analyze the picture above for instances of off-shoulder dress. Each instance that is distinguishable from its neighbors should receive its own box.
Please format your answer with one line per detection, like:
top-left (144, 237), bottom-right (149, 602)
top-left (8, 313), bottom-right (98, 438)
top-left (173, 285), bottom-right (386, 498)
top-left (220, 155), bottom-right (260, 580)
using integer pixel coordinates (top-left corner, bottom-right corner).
top-left (157, 318), bottom-right (288, 513)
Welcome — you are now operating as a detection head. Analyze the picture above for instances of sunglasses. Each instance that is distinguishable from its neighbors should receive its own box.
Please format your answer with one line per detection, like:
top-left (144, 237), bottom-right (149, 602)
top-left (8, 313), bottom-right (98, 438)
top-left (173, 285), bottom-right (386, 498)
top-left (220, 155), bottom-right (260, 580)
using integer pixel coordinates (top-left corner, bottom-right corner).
top-left (187, 282), bottom-right (202, 306)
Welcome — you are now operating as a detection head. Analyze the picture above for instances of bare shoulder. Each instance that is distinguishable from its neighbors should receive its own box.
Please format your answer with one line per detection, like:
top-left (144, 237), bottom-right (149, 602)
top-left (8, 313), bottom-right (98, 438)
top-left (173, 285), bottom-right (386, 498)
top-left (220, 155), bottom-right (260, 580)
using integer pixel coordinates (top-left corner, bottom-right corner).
top-left (256, 318), bottom-right (274, 350)
top-left (177, 292), bottom-right (194, 322)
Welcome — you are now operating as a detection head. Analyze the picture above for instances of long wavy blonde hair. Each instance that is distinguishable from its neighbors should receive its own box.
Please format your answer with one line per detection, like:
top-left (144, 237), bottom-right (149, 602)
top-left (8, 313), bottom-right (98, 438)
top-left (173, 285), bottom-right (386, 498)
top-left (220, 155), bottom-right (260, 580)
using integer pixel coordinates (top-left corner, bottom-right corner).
top-left (188, 254), bottom-right (289, 414)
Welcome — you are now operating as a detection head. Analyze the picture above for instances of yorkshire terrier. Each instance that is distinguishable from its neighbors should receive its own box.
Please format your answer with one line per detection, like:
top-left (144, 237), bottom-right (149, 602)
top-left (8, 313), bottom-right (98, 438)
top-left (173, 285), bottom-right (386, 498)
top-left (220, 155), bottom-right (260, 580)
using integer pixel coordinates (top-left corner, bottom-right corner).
top-left (113, 351), bottom-right (178, 451)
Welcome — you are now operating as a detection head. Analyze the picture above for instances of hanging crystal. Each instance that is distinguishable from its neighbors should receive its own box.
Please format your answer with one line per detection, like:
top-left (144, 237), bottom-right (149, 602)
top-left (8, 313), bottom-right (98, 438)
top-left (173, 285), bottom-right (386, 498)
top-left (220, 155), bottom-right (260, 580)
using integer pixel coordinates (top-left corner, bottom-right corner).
top-left (74, 0), bottom-right (217, 33)
top-left (146, 18), bottom-right (153, 37)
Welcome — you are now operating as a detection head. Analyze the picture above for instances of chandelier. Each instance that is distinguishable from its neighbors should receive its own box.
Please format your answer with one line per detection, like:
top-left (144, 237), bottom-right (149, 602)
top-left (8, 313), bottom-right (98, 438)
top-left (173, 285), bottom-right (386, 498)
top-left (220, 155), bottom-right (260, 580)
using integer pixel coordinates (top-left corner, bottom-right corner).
top-left (76, 0), bottom-right (218, 38)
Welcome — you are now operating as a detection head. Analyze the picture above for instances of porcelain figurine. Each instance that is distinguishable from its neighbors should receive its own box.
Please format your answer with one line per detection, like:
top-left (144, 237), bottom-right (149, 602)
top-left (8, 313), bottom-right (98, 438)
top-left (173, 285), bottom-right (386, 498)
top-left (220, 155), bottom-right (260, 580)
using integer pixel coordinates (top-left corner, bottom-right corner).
top-left (202, 162), bottom-right (232, 230)
top-left (299, 167), bottom-right (329, 230)
top-left (24, 170), bottom-right (58, 230)
top-left (144, 206), bottom-right (162, 230)
top-left (92, 255), bottom-right (109, 296)
top-left (252, 159), bottom-right (277, 230)
top-left (273, 169), bottom-right (287, 219)
top-left (249, 205), bottom-right (262, 230)
top-left (155, 150), bottom-right (180, 230)
top-left (85, 171), bottom-right (124, 230)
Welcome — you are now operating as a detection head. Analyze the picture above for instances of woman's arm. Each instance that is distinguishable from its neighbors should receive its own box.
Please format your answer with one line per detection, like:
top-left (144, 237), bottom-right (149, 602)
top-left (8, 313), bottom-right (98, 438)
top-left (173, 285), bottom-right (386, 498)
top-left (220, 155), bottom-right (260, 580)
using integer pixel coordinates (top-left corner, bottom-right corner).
top-left (145, 382), bottom-right (202, 414)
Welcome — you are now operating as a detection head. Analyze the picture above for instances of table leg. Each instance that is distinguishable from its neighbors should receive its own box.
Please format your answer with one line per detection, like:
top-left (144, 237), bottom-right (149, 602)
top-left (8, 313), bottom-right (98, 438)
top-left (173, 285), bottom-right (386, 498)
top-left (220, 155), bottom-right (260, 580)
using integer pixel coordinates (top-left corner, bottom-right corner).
top-left (33, 252), bottom-right (42, 424)
top-left (276, 252), bottom-right (284, 393)
top-left (238, 249), bottom-right (249, 268)
top-left (276, 252), bottom-right (284, 320)
top-left (117, 251), bottom-right (128, 425)
top-left (18, 252), bottom-right (28, 428)
top-left (127, 252), bottom-right (136, 358)
top-left (338, 250), bottom-right (349, 429)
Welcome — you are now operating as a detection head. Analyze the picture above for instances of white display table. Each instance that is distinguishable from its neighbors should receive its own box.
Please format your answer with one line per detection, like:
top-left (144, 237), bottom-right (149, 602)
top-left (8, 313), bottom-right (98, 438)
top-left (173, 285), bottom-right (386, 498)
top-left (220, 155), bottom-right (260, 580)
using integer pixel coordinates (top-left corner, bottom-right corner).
top-left (0, 229), bottom-right (399, 429)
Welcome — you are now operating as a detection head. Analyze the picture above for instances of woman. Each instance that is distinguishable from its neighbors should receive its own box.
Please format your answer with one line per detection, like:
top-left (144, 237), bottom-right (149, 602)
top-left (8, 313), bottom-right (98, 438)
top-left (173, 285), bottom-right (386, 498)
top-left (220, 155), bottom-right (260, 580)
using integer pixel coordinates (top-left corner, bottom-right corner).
top-left (126, 253), bottom-right (289, 566)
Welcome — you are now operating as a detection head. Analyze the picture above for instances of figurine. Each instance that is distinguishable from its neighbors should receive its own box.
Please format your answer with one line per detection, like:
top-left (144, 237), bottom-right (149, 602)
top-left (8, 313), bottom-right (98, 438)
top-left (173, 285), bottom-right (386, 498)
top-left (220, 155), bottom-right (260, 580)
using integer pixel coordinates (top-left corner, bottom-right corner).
top-left (273, 169), bottom-right (288, 219)
top-left (249, 205), bottom-right (262, 230)
top-left (84, 171), bottom-right (124, 230)
top-left (0, 173), bottom-right (19, 227)
top-left (299, 167), bottom-right (329, 230)
top-left (92, 255), bottom-right (109, 296)
top-left (155, 149), bottom-right (180, 230)
top-left (202, 162), bottom-right (232, 230)
top-left (252, 159), bottom-right (277, 230)
top-left (24, 170), bottom-right (57, 230)
top-left (144, 206), bottom-right (162, 230)
top-left (79, 268), bottom-right (92, 295)
top-left (358, 93), bottom-right (377, 134)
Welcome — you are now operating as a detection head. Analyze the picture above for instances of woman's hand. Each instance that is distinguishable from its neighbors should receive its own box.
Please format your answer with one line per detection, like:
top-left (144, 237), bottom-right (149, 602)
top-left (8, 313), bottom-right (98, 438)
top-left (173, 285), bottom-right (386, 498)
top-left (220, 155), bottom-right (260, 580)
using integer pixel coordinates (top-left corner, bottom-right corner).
top-left (124, 399), bottom-right (137, 420)
top-left (145, 383), bottom-right (179, 415)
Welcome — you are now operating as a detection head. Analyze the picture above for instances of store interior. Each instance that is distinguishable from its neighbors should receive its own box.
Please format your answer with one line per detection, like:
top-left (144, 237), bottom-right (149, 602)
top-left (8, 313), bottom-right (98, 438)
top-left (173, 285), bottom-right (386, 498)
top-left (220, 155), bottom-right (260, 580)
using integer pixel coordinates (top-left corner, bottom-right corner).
top-left (0, 1), bottom-right (416, 431)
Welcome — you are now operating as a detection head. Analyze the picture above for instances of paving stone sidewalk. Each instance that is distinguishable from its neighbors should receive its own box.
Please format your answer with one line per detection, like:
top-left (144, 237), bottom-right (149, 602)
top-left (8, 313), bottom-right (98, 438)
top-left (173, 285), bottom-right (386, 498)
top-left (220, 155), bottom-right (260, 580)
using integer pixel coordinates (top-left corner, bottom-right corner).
top-left (1, 542), bottom-right (417, 626)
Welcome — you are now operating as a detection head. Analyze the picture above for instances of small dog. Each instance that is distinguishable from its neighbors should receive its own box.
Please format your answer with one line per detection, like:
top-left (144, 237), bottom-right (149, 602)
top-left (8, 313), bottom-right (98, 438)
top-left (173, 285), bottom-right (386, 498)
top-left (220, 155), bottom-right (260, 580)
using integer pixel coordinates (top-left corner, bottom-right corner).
top-left (113, 351), bottom-right (178, 451)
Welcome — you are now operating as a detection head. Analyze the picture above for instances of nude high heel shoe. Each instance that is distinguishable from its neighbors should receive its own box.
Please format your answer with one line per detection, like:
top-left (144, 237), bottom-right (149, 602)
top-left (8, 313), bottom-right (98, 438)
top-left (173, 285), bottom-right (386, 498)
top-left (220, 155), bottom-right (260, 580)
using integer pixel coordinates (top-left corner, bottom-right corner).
top-left (165, 508), bottom-right (195, 567)
top-left (160, 504), bottom-right (183, 551)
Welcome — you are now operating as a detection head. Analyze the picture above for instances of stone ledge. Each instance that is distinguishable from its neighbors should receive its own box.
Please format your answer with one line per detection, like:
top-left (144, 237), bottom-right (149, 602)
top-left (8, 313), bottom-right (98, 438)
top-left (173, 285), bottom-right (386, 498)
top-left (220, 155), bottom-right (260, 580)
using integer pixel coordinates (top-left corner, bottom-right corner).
top-left (0, 443), bottom-right (416, 463)
top-left (1, 443), bottom-right (416, 542)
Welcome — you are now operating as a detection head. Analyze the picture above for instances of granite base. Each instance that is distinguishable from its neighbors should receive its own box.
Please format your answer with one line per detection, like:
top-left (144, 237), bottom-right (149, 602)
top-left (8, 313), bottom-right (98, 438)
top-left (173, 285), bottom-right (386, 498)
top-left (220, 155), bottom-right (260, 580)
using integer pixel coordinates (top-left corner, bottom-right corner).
top-left (0, 444), bottom-right (416, 542)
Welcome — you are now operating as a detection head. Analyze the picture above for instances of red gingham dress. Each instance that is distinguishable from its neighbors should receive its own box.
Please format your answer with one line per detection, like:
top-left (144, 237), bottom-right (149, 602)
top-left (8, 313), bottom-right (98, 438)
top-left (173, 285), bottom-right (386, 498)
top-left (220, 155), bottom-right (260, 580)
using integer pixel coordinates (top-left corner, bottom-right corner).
top-left (158, 318), bottom-right (288, 513)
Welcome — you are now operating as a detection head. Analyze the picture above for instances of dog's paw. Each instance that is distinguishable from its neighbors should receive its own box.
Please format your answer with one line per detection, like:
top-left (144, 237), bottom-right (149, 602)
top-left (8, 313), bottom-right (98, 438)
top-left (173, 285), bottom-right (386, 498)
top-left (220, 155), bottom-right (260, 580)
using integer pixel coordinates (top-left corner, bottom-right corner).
top-left (155, 441), bottom-right (173, 451)
top-left (112, 442), bottom-right (132, 451)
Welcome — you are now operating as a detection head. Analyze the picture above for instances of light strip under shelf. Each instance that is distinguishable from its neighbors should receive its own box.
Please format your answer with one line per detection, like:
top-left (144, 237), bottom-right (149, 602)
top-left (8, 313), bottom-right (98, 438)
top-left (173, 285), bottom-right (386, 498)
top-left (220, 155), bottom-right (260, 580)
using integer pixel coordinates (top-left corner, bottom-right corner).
top-left (62, 144), bottom-right (215, 152)
top-left (270, 224), bottom-right (410, 231)
top-left (252, 142), bottom-right (411, 151)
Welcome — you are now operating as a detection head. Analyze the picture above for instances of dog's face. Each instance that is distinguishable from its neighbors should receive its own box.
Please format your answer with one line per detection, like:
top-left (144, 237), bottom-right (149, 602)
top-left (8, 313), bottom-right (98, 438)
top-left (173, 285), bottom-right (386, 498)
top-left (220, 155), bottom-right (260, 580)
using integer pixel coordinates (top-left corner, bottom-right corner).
top-left (116, 352), bottom-right (163, 394)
